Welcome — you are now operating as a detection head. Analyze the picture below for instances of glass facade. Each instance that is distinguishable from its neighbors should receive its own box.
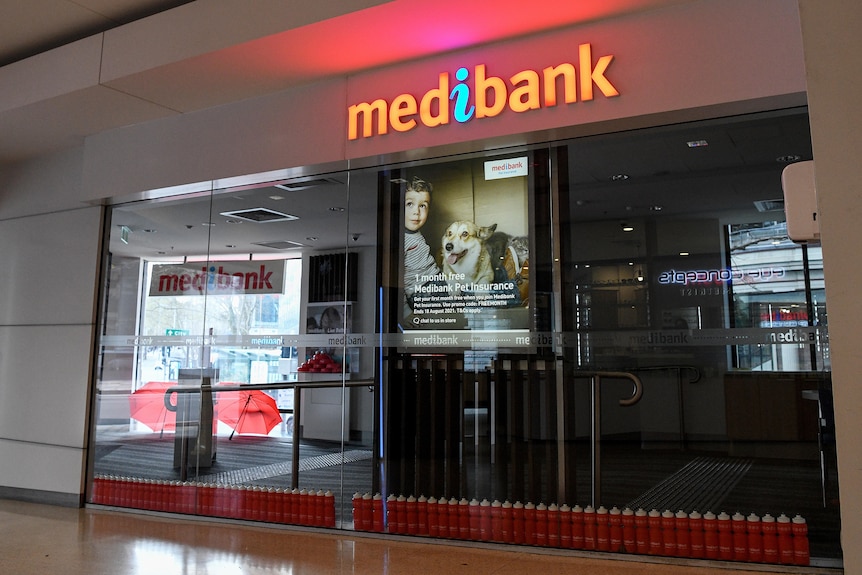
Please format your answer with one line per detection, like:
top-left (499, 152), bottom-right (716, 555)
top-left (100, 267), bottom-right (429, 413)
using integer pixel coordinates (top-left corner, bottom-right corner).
top-left (89, 109), bottom-right (839, 564)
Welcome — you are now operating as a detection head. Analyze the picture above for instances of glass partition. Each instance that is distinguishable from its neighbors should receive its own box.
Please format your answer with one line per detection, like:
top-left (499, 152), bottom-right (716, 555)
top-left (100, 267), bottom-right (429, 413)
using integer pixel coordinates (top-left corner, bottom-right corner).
top-left (88, 109), bottom-right (840, 566)
top-left (90, 172), bottom-right (370, 527)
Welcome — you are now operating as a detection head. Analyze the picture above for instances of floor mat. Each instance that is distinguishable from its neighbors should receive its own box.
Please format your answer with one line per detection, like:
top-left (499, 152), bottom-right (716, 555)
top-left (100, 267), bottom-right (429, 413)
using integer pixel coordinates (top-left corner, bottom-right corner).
top-left (625, 456), bottom-right (752, 512)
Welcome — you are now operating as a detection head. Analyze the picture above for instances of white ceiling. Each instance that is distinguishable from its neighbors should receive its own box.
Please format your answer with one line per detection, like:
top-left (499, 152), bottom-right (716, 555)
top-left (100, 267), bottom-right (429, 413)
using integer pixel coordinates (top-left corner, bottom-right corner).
top-left (0, 0), bottom-right (192, 66)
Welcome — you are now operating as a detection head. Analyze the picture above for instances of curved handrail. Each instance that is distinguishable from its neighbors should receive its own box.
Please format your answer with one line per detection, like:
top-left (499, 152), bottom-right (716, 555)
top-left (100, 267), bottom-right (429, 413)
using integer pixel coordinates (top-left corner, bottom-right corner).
top-left (570, 370), bottom-right (644, 508)
top-left (570, 370), bottom-right (644, 406)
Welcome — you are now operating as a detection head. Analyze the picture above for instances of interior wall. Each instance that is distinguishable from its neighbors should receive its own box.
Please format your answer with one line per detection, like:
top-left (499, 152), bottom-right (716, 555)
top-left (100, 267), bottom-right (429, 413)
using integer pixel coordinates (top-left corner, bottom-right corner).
top-left (798, 0), bottom-right (862, 570)
top-left (0, 149), bottom-right (103, 502)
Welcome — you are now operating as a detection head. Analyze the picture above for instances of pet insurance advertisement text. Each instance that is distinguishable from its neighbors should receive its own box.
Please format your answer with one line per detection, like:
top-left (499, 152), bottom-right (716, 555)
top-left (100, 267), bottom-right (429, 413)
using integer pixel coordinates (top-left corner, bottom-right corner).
top-left (397, 155), bottom-right (531, 334)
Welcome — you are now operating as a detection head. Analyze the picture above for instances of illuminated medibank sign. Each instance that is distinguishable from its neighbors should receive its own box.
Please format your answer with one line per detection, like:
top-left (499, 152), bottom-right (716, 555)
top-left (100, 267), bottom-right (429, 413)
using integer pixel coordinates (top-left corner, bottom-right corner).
top-left (348, 43), bottom-right (619, 140)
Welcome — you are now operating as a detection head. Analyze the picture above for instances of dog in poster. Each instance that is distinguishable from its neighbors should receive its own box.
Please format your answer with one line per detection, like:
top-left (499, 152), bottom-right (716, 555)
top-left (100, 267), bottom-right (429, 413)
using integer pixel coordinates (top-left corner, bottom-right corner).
top-left (441, 221), bottom-right (497, 289)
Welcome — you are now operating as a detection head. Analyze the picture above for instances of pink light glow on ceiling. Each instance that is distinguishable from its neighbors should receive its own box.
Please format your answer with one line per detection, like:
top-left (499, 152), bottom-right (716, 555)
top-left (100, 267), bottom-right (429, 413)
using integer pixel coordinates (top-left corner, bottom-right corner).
top-left (215, 0), bottom-right (688, 81)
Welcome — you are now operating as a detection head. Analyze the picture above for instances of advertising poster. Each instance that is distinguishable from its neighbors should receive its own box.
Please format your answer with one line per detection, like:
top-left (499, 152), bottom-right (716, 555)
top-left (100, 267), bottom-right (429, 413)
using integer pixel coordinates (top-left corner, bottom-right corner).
top-left (397, 155), bottom-right (531, 333)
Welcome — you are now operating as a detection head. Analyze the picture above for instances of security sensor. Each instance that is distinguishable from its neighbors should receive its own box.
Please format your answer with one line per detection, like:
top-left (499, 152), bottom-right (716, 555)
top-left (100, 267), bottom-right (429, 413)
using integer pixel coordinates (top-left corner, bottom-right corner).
top-left (782, 160), bottom-right (819, 243)
top-left (352, 233), bottom-right (360, 242)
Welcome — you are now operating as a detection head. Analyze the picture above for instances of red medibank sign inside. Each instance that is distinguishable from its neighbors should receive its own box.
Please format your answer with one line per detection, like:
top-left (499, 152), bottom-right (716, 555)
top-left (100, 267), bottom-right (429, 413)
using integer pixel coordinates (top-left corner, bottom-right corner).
top-left (149, 261), bottom-right (285, 296)
top-left (348, 43), bottom-right (619, 140)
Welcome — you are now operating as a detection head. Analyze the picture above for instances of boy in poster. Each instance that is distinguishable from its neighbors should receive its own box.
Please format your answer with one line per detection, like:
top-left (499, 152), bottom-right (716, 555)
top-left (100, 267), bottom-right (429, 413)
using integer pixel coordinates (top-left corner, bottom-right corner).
top-left (402, 176), bottom-right (441, 318)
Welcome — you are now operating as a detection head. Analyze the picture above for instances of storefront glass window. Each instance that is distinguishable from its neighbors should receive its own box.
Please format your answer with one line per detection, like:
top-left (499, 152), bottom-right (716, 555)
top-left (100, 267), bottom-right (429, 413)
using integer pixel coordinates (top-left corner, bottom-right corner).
top-left (88, 109), bottom-right (840, 566)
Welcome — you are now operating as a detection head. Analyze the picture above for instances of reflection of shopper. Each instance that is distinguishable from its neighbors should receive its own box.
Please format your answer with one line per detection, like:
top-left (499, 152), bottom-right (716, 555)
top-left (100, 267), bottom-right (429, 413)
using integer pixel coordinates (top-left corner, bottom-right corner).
top-left (403, 177), bottom-right (441, 315)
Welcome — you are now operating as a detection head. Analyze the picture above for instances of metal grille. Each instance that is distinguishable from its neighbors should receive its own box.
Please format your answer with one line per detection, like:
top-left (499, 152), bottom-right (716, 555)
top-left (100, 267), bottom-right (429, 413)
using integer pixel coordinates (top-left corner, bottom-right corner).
top-left (626, 456), bottom-right (752, 512)
top-left (198, 449), bottom-right (372, 484)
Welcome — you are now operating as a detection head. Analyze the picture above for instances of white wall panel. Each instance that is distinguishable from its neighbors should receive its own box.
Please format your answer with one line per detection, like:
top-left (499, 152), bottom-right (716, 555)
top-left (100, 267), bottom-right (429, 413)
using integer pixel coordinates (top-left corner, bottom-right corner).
top-left (0, 324), bottom-right (93, 448)
top-left (0, 438), bottom-right (85, 496)
top-left (0, 147), bottom-right (85, 220)
top-left (0, 207), bottom-right (102, 326)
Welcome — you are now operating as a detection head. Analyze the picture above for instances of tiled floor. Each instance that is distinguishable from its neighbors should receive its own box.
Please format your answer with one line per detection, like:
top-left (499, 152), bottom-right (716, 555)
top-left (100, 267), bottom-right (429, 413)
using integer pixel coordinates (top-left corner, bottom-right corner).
top-left (0, 499), bottom-right (837, 575)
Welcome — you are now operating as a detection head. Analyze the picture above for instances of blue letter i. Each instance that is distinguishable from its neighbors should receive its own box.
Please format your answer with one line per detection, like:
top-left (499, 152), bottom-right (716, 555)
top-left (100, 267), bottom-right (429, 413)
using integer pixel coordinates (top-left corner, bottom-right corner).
top-left (450, 67), bottom-right (475, 123)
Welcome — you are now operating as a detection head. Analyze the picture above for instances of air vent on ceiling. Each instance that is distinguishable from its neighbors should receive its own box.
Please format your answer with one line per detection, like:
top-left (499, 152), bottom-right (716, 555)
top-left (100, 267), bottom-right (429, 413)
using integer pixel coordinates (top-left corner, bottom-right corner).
top-left (252, 240), bottom-right (304, 250)
top-left (274, 177), bottom-right (342, 192)
top-left (219, 208), bottom-right (298, 223)
top-left (754, 199), bottom-right (785, 212)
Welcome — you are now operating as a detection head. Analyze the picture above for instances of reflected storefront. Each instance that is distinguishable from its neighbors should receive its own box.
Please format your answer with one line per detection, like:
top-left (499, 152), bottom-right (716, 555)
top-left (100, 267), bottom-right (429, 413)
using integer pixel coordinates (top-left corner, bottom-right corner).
top-left (89, 109), bottom-right (839, 565)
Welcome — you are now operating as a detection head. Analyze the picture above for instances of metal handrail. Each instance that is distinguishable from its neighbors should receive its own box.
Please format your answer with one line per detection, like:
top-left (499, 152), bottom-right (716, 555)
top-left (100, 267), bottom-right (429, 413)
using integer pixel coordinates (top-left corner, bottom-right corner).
top-left (162, 378), bottom-right (373, 488)
top-left (570, 370), bottom-right (644, 508)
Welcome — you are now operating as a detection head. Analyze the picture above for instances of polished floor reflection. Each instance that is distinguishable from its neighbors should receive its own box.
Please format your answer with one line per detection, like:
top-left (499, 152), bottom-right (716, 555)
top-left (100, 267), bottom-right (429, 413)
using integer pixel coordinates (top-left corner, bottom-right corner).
top-left (0, 499), bottom-right (836, 575)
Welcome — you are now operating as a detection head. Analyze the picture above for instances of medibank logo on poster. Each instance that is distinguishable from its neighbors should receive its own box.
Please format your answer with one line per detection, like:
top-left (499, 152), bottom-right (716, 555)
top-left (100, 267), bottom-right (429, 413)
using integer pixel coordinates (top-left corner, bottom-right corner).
top-left (348, 43), bottom-right (619, 140)
top-left (485, 156), bottom-right (528, 180)
top-left (149, 261), bottom-right (285, 296)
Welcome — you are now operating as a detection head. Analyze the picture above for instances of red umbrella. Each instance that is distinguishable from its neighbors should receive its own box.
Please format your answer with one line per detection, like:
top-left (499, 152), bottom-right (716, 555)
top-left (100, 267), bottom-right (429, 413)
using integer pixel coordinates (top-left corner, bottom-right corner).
top-left (128, 381), bottom-right (178, 432)
top-left (216, 386), bottom-right (282, 439)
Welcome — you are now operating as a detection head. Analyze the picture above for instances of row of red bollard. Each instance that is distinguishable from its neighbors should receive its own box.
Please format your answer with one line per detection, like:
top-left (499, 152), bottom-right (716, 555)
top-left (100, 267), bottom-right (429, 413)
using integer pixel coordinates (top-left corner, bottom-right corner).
top-left (92, 475), bottom-right (335, 527)
top-left (352, 494), bottom-right (809, 566)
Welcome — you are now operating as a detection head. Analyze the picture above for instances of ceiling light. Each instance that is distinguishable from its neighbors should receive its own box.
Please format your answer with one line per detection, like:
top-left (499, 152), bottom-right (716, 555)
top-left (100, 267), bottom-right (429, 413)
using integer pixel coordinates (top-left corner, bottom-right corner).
top-left (329, 206), bottom-right (345, 212)
top-left (274, 177), bottom-right (343, 192)
top-left (679, 251), bottom-right (690, 256)
top-left (754, 199), bottom-right (784, 212)
top-left (611, 174), bottom-right (629, 181)
top-left (220, 208), bottom-right (298, 223)
top-left (202, 222), bottom-right (215, 227)
top-left (225, 219), bottom-right (243, 224)
top-left (306, 236), bottom-right (318, 241)
top-left (687, 139), bottom-right (709, 148)
top-left (269, 195), bottom-right (285, 201)
top-left (252, 240), bottom-right (305, 250)
top-left (621, 223), bottom-right (634, 232)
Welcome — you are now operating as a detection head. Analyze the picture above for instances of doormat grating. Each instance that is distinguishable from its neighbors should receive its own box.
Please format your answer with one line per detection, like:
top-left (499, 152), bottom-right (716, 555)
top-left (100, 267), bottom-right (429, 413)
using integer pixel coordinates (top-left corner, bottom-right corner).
top-left (626, 456), bottom-right (752, 512)
top-left (197, 450), bottom-right (372, 485)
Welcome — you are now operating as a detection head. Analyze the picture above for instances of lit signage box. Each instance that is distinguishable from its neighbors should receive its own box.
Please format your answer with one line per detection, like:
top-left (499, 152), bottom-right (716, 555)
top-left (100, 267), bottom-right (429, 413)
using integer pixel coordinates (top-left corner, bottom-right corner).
top-left (397, 156), bottom-right (531, 335)
top-left (484, 156), bottom-right (528, 180)
top-left (149, 261), bottom-right (285, 296)
top-left (348, 43), bottom-right (619, 140)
